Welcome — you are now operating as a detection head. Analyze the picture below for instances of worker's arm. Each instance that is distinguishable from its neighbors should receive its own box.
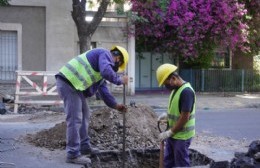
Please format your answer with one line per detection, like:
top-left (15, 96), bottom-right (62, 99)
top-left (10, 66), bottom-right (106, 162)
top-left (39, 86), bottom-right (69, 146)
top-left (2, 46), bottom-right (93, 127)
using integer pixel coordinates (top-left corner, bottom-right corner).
top-left (170, 111), bottom-right (190, 135)
top-left (97, 80), bottom-right (126, 112)
top-left (171, 88), bottom-right (194, 134)
top-left (159, 112), bottom-right (190, 140)
top-left (98, 51), bottom-right (124, 85)
top-left (97, 80), bottom-right (116, 108)
top-left (159, 88), bottom-right (194, 140)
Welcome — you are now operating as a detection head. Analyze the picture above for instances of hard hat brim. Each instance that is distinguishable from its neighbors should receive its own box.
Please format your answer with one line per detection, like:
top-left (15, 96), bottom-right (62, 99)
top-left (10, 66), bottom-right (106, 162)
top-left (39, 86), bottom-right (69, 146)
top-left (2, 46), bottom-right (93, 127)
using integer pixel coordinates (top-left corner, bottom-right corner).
top-left (157, 64), bottom-right (178, 87)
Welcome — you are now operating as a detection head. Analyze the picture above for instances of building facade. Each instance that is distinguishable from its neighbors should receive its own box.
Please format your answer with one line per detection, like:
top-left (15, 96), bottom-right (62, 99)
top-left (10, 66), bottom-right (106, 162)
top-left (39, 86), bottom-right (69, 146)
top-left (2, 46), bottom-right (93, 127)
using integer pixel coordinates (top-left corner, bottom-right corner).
top-left (0, 0), bottom-right (136, 94)
top-left (0, 0), bottom-right (254, 94)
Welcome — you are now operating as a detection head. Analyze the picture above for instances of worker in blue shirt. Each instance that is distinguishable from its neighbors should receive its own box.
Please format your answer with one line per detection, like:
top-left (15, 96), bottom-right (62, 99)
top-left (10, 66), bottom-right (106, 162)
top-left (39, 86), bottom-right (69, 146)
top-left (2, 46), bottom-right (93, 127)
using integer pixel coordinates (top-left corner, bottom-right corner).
top-left (55, 46), bottom-right (129, 165)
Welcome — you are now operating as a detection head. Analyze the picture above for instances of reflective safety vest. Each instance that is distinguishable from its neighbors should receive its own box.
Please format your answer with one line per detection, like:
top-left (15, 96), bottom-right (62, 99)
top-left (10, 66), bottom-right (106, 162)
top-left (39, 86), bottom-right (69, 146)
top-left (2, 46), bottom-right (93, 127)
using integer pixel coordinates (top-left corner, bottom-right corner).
top-left (59, 52), bottom-right (102, 91)
top-left (167, 83), bottom-right (196, 140)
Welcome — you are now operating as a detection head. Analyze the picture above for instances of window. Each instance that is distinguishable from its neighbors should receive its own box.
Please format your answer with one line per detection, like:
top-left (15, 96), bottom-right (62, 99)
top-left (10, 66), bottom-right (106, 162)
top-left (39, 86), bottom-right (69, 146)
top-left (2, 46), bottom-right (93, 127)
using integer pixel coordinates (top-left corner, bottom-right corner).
top-left (90, 42), bottom-right (97, 49)
top-left (211, 47), bottom-right (230, 68)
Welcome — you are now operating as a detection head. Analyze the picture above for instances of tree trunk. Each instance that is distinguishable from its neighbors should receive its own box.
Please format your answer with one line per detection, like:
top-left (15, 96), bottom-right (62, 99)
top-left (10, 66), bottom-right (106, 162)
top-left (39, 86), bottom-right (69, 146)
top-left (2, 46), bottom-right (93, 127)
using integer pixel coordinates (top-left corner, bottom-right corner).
top-left (79, 35), bottom-right (92, 53)
top-left (72, 0), bottom-right (110, 54)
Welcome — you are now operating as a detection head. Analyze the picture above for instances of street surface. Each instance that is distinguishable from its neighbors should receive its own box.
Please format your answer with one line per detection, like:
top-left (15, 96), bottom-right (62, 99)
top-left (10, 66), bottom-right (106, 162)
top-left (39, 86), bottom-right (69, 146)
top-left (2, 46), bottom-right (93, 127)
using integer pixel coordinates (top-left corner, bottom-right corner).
top-left (196, 108), bottom-right (260, 141)
top-left (153, 107), bottom-right (260, 141)
top-left (127, 92), bottom-right (260, 141)
top-left (0, 93), bottom-right (259, 167)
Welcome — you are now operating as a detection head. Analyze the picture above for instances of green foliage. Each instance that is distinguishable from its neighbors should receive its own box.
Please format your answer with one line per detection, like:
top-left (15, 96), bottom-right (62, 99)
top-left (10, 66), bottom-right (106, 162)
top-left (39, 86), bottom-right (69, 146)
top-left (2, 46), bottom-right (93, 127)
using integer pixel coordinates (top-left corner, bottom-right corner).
top-left (254, 55), bottom-right (260, 72)
top-left (113, 0), bottom-right (126, 14)
top-left (245, 70), bottom-right (260, 92)
top-left (116, 4), bottom-right (124, 15)
top-left (128, 11), bottom-right (149, 23)
top-left (182, 41), bottom-right (216, 69)
top-left (182, 51), bottom-right (214, 69)
top-left (87, 1), bottom-right (95, 9)
top-left (135, 36), bottom-right (156, 52)
top-left (0, 0), bottom-right (9, 5)
top-left (158, 0), bottom-right (169, 12)
top-left (238, 0), bottom-right (260, 56)
top-left (113, 0), bottom-right (125, 4)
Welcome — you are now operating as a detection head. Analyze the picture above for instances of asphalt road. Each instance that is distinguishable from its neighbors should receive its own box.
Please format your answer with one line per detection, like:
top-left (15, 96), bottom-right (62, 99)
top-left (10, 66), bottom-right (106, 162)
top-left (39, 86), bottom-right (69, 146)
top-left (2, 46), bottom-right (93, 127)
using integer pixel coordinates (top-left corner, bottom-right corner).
top-left (196, 108), bottom-right (260, 141)
top-left (0, 98), bottom-right (259, 167)
top-left (0, 119), bottom-right (81, 168)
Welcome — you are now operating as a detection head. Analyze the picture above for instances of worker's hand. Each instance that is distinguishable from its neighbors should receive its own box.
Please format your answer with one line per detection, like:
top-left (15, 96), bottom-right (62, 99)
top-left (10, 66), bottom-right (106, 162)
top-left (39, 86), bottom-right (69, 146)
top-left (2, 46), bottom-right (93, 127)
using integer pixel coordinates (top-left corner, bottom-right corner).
top-left (121, 75), bottom-right (128, 85)
top-left (115, 104), bottom-right (127, 112)
top-left (159, 130), bottom-right (173, 141)
top-left (157, 113), bottom-right (168, 122)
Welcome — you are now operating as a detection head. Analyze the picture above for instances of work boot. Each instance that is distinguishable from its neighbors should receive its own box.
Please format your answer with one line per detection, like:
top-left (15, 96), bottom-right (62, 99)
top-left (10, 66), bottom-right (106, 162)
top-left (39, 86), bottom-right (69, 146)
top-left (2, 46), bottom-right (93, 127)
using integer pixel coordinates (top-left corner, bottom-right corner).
top-left (81, 146), bottom-right (100, 155)
top-left (66, 155), bottom-right (91, 165)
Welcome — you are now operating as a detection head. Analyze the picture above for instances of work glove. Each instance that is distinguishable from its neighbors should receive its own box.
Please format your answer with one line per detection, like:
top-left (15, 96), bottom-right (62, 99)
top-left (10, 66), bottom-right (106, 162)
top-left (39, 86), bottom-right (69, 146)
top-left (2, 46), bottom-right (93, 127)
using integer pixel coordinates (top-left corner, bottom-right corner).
top-left (157, 112), bottom-right (168, 122)
top-left (115, 104), bottom-right (127, 112)
top-left (159, 130), bottom-right (173, 141)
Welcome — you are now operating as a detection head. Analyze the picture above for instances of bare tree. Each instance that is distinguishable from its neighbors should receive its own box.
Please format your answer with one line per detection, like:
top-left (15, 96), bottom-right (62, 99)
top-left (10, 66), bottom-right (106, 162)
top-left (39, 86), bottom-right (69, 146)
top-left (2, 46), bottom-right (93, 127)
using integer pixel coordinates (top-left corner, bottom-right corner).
top-left (72, 0), bottom-right (110, 53)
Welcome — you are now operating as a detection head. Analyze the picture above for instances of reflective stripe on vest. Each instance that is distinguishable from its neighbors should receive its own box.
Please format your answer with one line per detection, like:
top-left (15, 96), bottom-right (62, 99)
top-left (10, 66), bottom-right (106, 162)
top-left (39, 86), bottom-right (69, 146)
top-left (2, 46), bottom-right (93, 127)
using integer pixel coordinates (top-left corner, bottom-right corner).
top-left (59, 52), bottom-right (102, 91)
top-left (167, 82), bottom-right (196, 140)
top-left (168, 113), bottom-right (195, 121)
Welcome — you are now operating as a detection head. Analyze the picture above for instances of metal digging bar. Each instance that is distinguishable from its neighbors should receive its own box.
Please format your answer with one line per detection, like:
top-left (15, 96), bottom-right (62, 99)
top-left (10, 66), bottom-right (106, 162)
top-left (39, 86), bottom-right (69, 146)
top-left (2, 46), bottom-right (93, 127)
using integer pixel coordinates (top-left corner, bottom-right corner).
top-left (122, 83), bottom-right (126, 168)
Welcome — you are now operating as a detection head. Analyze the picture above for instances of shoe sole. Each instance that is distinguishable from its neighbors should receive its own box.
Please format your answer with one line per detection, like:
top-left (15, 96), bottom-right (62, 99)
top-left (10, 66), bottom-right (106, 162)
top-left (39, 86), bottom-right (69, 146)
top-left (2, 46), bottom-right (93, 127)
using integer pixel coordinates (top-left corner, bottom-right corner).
top-left (66, 158), bottom-right (91, 165)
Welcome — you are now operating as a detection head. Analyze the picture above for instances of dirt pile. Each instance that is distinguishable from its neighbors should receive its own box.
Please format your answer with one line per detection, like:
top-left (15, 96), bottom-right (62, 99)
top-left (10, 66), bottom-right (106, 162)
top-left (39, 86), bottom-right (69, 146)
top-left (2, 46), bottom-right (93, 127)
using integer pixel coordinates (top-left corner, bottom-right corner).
top-left (26, 105), bottom-right (160, 150)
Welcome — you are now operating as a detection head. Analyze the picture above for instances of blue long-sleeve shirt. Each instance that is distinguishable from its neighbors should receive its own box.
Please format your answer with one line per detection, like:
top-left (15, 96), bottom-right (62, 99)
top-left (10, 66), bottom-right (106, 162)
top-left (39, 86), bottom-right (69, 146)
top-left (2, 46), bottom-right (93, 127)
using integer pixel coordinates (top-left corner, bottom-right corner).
top-left (56, 48), bottom-right (123, 108)
top-left (87, 48), bottom-right (123, 85)
top-left (83, 79), bottom-right (117, 108)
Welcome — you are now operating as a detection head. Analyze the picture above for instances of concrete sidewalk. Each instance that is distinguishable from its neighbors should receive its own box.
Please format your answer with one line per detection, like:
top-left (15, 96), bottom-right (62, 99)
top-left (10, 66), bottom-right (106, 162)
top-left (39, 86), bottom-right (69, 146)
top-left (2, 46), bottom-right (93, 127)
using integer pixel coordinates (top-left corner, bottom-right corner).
top-left (113, 92), bottom-right (260, 110)
top-left (0, 92), bottom-right (259, 168)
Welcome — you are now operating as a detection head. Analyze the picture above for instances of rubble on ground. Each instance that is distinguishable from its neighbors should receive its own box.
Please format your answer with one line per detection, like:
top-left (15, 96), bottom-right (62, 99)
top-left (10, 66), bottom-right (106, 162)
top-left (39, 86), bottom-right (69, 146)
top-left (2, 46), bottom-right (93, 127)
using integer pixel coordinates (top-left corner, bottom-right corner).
top-left (25, 105), bottom-right (260, 167)
top-left (231, 140), bottom-right (260, 167)
top-left (26, 105), bottom-right (160, 151)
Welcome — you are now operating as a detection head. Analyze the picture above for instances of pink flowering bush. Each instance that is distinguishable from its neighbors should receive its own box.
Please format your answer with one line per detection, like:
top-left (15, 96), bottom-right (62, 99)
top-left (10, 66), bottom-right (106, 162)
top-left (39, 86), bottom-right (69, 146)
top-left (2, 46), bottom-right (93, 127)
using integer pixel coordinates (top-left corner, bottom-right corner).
top-left (241, 0), bottom-right (260, 56)
top-left (130, 0), bottom-right (250, 60)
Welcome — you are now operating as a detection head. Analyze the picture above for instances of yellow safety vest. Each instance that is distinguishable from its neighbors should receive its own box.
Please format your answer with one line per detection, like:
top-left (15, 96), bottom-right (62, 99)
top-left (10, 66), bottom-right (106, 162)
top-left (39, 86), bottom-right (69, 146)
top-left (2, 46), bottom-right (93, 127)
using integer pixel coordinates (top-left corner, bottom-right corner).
top-left (59, 52), bottom-right (102, 91)
top-left (168, 83), bottom-right (196, 140)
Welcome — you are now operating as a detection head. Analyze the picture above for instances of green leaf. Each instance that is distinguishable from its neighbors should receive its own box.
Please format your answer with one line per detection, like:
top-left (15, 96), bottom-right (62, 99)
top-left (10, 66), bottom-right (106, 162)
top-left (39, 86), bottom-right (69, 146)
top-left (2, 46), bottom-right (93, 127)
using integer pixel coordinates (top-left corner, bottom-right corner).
top-left (0, 0), bottom-right (10, 6)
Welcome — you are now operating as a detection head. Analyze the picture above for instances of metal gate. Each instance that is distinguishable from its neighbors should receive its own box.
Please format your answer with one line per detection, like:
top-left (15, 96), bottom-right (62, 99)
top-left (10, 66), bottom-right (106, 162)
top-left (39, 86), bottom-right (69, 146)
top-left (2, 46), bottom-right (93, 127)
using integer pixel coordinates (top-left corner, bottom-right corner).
top-left (135, 52), bottom-right (176, 90)
top-left (0, 30), bottom-right (17, 82)
top-left (179, 69), bottom-right (260, 92)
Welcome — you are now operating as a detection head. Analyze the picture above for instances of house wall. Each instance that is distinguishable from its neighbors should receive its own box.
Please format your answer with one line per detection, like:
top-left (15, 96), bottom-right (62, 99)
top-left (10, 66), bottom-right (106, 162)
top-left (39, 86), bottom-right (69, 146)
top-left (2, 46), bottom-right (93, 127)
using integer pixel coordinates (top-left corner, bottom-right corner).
top-left (8, 0), bottom-right (76, 71)
top-left (92, 22), bottom-right (128, 49)
top-left (6, 0), bottom-right (132, 72)
top-left (232, 50), bottom-right (253, 69)
top-left (0, 6), bottom-right (46, 71)
top-left (2, 0), bottom-right (136, 94)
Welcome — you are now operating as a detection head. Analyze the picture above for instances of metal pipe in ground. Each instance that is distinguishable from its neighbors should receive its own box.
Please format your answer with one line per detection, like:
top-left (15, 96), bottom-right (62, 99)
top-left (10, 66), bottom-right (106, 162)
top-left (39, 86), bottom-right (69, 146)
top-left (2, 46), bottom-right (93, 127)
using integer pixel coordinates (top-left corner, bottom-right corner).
top-left (122, 84), bottom-right (126, 168)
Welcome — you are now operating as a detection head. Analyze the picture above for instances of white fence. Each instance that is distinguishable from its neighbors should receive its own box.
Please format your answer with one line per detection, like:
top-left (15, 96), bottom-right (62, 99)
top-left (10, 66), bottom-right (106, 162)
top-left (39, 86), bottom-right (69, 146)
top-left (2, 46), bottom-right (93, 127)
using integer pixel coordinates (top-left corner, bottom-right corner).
top-left (14, 71), bottom-right (62, 113)
top-left (13, 71), bottom-right (124, 113)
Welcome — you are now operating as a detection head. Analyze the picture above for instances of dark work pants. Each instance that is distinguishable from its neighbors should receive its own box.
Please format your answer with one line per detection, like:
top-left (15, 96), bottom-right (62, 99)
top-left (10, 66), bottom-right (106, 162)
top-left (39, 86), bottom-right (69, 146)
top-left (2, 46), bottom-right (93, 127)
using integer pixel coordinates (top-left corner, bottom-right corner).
top-left (56, 77), bottom-right (90, 159)
top-left (164, 137), bottom-right (192, 168)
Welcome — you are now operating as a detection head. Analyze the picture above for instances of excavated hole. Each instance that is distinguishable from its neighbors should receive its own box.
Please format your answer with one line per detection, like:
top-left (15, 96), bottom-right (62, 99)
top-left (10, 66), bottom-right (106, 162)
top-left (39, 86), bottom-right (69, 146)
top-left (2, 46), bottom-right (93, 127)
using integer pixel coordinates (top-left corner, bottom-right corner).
top-left (86, 148), bottom-right (212, 168)
top-left (26, 105), bottom-right (213, 167)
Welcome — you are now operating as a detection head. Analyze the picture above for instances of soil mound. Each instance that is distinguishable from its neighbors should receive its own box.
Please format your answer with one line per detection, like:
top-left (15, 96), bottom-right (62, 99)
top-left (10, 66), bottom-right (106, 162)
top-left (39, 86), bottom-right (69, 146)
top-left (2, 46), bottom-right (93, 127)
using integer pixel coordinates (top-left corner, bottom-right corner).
top-left (26, 105), bottom-right (160, 150)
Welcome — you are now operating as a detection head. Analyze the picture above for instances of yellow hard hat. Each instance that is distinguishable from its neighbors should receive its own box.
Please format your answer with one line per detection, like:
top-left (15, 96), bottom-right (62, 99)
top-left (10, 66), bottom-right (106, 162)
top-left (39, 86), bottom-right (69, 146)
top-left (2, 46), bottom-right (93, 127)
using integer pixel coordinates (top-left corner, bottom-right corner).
top-left (156, 63), bottom-right (178, 87)
top-left (111, 45), bottom-right (129, 72)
